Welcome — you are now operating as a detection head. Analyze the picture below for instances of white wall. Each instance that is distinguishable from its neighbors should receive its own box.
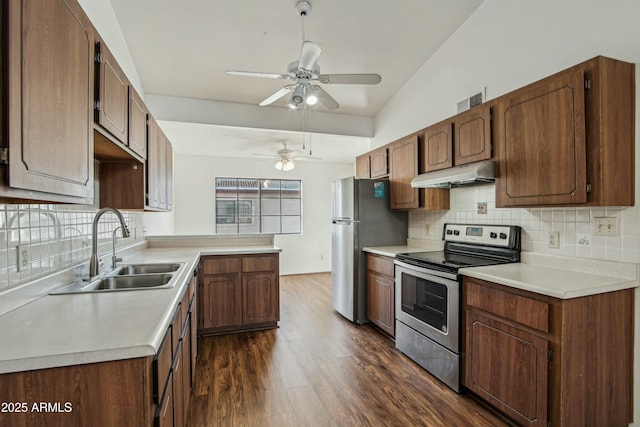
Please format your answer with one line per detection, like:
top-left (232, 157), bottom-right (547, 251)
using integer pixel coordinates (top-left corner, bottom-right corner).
top-left (373, 1), bottom-right (640, 424)
top-left (77, 0), bottom-right (144, 95)
top-left (172, 155), bottom-right (353, 275)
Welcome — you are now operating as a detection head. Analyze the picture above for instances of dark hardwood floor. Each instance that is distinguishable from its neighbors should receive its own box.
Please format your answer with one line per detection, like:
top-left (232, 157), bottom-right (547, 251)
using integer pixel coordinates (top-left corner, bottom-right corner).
top-left (187, 273), bottom-right (509, 427)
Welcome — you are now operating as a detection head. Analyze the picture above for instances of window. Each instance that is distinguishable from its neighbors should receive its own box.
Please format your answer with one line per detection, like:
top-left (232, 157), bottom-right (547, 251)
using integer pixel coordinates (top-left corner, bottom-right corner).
top-left (215, 178), bottom-right (302, 235)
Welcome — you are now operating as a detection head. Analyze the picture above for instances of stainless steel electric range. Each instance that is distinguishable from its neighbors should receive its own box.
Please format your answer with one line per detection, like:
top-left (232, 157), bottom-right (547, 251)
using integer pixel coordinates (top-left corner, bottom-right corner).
top-left (394, 223), bottom-right (521, 392)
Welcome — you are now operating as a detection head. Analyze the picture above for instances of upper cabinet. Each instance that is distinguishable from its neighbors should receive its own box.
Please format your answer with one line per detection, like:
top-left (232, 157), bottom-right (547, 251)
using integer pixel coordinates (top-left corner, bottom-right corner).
top-left (128, 87), bottom-right (148, 159)
top-left (389, 136), bottom-right (450, 211)
top-left (494, 56), bottom-right (635, 207)
top-left (389, 136), bottom-right (419, 210)
top-left (356, 146), bottom-right (388, 179)
top-left (95, 41), bottom-right (128, 145)
top-left (420, 104), bottom-right (492, 173)
top-left (1, 0), bottom-right (95, 203)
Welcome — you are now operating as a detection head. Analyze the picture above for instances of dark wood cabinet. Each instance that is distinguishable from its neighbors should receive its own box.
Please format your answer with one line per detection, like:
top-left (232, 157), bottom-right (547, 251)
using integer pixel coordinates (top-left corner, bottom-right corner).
top-left (495, 56), bottom-right (634, 207)
top-left (366, 254), bottom-right (395, 337)
top-left (199, 253), bottom-right (280, 335)
top-left (453, 104), bottom-right (492, 166)
top-left (2, 0), bottom-right (94, 202)
top-left (95, 41), bottom-right (128, 145)
top-left (128, 87), bottom-right (148, 159)
top-left (420, 104), bottom-right (491, 173)
top-left (421, 122), bottom-right (453, 172)
top-left (463, 277), bottom-right (633, 427)
top-left (0, 278), bottom-right (197, 427)
top-left (389, 136), bottom-right (420, 210)
top-left (389, 136), bottom-right (450, 211)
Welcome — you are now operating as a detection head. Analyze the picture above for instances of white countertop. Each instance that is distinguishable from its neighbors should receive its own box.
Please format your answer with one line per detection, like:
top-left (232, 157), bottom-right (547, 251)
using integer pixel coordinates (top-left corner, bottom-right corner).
top-left (0, 242), bottom-right (280, 374)
top-left (460, 252), bottom-right (640, 299)
top-left (363, 239), bottom-right (444, 257)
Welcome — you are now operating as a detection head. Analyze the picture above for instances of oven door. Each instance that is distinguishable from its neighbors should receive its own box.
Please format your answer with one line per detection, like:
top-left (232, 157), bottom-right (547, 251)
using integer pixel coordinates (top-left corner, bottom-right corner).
top-left (395, 261), bottom-right (460, 353)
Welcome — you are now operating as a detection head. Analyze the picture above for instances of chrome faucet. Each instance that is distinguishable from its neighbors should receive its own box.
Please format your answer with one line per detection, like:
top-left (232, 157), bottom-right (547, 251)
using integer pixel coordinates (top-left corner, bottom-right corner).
top-left (89, 208), bottom-right (131, 277)
top-left (112, 227), bottom-right (122, 268)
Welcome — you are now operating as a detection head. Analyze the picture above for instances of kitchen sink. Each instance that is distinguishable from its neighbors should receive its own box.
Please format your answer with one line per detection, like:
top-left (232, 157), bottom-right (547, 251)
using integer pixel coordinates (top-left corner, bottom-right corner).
top-left (50, 262), bottom-right (186, 295)
top-left (113, 263), bottom-right (182, 275)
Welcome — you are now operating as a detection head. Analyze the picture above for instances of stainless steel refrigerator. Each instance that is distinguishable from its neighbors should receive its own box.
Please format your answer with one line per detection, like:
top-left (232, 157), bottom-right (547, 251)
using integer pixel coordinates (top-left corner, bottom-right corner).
top-left (331, 177), bottom-right (408, 323)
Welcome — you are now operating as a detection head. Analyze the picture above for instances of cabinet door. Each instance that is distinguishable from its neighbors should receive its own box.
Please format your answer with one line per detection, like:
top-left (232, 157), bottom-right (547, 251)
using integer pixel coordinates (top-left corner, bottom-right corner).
top-left (128, 87), bottom-right (147, 158)
top-left (465, 311), bottom-right (548, 427)
top-left (6, 0), bottom-right (94, 199)
top-left (420, 122), bottom-right (452, 172)
top-left (366, 271), bottom-right (395, 336)
top-left (389, 136), bottom-right (419, 210)
top-left (172, 341), bottom-right (184, 427)
top-left (95, 41), bottom-right (128, 144)
top-left (453, 104), bottom-right (491, 166)
top-left (200, 273), bottom-right (242, 329)
top-left (154, 371), bottom-right (174, 427)
top-left (355, 154), bottom-right (370, 178)
top-left (369, 147), bottom-right (389, 178)
top-left (158, 130), bottom-right (168, 209)
top-left (147, 116), bottom-right (169, 210)
top-left (242, 272), bottom-right (279, 325)
top-left (495, 69), bottom-right (587, 207)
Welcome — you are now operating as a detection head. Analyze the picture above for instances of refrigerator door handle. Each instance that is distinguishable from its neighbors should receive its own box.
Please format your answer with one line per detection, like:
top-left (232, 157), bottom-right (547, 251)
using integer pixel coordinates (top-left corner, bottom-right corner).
top-left (332, 219), bottom-right (359, 225)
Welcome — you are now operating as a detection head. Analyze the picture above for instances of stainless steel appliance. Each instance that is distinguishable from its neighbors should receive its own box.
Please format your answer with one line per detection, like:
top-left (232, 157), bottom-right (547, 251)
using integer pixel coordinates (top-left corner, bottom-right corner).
top-left (331, 177), bottom-right (408, 323)
top-left (395, 223), bottom-right (521, 392)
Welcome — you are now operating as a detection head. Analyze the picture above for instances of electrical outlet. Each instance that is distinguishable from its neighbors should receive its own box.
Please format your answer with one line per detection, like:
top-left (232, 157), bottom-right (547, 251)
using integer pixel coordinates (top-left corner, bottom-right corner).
top-left (593, 217), bottom-right (618, 236)
top-left (425, 224), bottom-right (430, 234)
top-left (548, 232), bottom-right (560, 249)
top-left (17, 245), bottom-right (30, 272)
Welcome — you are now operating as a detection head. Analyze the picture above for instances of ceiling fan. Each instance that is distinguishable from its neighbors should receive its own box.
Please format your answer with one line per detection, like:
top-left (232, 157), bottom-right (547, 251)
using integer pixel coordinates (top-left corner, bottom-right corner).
top-left (226, 1), bottom-right (382, 111)
top-left (252, 141), bottom-right (321, 171)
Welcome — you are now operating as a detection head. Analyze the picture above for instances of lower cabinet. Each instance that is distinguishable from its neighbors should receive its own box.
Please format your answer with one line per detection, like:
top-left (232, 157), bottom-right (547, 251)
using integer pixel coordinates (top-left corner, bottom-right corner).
top-left (0, 278), bottom-right (197, 427)
top-left (153, 276), bottom-right (196, 427)
top-left (199, 253), bottom-right (280, 335)
top-left (366, 253), bottom-right (395, 337)
top-left (462, 277), bottom-right (633, 427)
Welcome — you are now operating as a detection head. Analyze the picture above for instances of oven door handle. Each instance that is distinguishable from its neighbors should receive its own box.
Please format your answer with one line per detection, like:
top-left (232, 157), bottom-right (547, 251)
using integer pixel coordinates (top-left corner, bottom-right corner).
top-left (393, 260), bottom-right (459, 282)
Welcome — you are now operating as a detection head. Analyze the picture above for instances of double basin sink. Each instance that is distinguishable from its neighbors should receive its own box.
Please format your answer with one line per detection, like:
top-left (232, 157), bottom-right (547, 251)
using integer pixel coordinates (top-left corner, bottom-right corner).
top-left (50, 263), bottom-right (185, 295)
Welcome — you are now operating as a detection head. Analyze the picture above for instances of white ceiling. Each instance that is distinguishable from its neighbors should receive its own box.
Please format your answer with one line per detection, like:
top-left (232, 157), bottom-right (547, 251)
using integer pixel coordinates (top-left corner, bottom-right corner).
top-left (108, 0), bottom-right (484, 162)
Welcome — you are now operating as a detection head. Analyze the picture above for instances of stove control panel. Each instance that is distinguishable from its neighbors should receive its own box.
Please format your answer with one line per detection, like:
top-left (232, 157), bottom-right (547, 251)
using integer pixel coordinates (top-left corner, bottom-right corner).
top-left (443, 224), bottom-right (517, 247)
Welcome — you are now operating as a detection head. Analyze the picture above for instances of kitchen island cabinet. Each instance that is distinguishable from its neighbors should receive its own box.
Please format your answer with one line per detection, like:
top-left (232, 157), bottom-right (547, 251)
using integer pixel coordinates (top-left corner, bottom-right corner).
top-left (462, 276), bottom-right (633, 427)
top-left (199, 253), bottom-right (280, 335)
top-left (1, 0), bottom-right (95, 203)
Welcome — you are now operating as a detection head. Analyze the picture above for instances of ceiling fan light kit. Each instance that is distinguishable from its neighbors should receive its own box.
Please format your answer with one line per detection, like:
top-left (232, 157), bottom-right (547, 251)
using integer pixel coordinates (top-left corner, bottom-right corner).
top-left (275, 158), bottom-right (295, 171)
top-left (225, 0), bottom-right (381, 111)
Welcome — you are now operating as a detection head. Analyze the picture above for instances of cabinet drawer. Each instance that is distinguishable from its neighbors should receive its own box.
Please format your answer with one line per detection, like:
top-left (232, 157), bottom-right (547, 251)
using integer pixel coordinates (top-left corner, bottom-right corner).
top-left (202, 256), bottom-right (241, 274)
top-left (466, 280), bottom-right (549, 333)
top-left (171, 304), bottom-right (182, 357)
top-left (367, 254), bottom-right (394, 277)
top-left (242, 255), bottom-right (277, 272)
top-left (153, 327), bottom-right (172, 404)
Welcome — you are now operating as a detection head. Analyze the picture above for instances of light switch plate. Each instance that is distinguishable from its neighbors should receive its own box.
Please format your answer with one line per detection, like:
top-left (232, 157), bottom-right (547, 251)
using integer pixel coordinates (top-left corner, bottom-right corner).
top-left (593, 217), bottom-right (618, 236)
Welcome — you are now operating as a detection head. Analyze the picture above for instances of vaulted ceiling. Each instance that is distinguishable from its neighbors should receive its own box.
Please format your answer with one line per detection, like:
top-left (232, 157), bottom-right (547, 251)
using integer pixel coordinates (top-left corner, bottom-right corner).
top-left (108, 0), bottom-right (484, 161)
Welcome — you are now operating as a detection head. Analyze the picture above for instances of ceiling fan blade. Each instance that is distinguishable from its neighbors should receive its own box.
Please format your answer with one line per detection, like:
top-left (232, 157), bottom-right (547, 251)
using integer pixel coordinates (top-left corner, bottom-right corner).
top-left (313, 85), bottom-right (339, 110)
top-left (259, 86), bottom-right (294, 106)
top-left (298, 41), bottom-right (322, 72)
top-left (317, 74), bottom-right (382, 85)
top-left (226, 70), bottom-right (291, 80)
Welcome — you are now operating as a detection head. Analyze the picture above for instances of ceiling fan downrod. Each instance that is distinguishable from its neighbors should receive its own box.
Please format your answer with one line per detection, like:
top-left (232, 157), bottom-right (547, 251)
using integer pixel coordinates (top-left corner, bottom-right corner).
top-left (296, 1), bottom-right (312, 42)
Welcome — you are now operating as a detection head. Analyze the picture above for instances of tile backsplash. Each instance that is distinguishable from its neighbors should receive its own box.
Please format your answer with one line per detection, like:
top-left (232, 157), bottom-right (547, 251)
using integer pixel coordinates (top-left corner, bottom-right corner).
top-left (0, 205), bottom-right (143, 292)
top-left (409, 184), bottom-right (640, 264)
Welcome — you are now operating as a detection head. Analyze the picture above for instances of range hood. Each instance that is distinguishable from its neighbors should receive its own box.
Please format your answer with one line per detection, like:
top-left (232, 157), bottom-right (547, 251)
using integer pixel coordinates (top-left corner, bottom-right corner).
top-left (411, 160), bottom-right (495, 188)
